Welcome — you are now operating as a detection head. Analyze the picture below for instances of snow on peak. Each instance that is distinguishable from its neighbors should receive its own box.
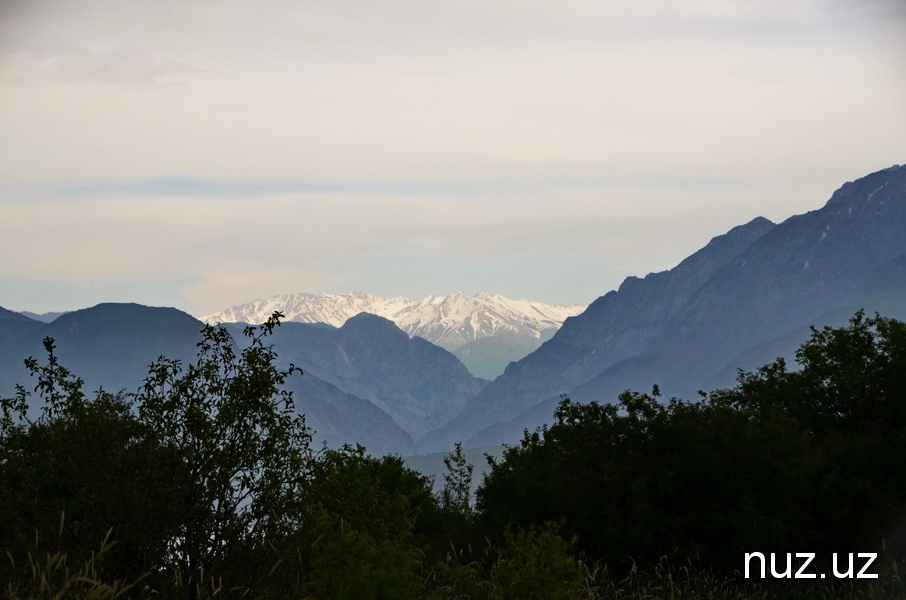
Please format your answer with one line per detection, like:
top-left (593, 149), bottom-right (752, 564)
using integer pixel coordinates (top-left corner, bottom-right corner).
top-left (199, 291), bottom-right (588, 349)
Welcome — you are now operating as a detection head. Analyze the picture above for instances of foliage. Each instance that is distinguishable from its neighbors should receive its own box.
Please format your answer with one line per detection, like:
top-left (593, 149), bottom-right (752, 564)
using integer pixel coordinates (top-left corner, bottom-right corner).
top-left (724, 310), bottom-right (906, 434)
top-left (477, 390), bottom-right (817, 569)
top-left (0, 314), bottom-right (312, 597)
top-left (439, 442), bottom-right (474, 518)
top-left (299, 506), bottom-right (423, 600)
top-left (269, 444), bottom-right (436, 599)
top-left (4, 310), bottom-right (906, 597)
top-left (425, 522), bottom-right (587, 600)
top-left (714, 311), bottom-right (906, 552)
top-left (132, 313), bottom-right (312, 595)
top-left (300, 444), bottom-right (436, 538)
top-left (490, 524), bottom-right (586, 600)
top-left (2, 530), bottom-right (149, 600)
top-left (478, 312), bottom-right (906, 571)
top-left (0, 339), bottom-right (181, 584)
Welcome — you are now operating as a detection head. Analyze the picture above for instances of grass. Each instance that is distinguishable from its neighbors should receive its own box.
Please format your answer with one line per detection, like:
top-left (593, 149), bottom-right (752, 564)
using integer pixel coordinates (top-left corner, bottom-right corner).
top-left (6, 540), bottom-right (906, 599)
top-left (3, 533), bottom-right (146, 600)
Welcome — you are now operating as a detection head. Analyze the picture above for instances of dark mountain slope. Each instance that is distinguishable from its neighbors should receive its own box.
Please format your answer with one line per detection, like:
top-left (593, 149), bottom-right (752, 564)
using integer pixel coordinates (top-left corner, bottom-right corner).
top-left (284, 373), bottom-right (415, 456)
top-left (259, 313), bottom-right (483, 440)
top-left (0, 306), bottom-right (39, 323)
top-left (571, 163), bottom-right (906, 402)
top-left (0, 303), bottom-right (414, 456)
top-left (0, 303), bottom-right (203, 395)
top-left (0, 307), bottom-right (43, 350)
top-left (702, 286), bottom-right (906, 393)
top-left (423, 163), bottom-right (906, 452)
top-left (419, 215), bottom-right (775, 452)
top-left (0, 308), bottom-right (45, 395)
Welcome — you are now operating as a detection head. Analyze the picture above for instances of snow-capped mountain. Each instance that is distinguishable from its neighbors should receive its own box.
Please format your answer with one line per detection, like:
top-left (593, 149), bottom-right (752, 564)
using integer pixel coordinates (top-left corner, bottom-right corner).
top-left (199, 291), bottom-right (587, 349)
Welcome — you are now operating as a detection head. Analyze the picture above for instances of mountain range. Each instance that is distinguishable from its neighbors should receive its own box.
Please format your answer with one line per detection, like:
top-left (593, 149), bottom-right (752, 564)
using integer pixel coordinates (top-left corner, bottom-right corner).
top-left (200, 291), bottom-right (587, 379)
top-left (0, 305), bottom-right (479, 456)
top-left (2, 163), bottom-right (904, 458)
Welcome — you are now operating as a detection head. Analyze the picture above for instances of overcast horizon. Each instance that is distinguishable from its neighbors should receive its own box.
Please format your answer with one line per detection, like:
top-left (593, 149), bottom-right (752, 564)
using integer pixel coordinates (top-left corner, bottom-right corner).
top-left (2, 0), bottom-right (905, 316)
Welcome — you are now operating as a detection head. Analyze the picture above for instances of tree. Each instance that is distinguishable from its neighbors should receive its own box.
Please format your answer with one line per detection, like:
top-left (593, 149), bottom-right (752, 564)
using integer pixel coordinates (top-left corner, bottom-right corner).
top-left (132, 312), bottom-right (312, 597)
top-left (286, 444), bottom-right (437, 599)
top-left (440, 442), bottom-right (474, 518)
top-left (0, 339), bottom-right (183, 586)
top-left (715, 311), bottom-right (906, 553)
top-left (477, 313), bottom-right (906, 571)
top-left (725, 310), bottom-right (906, 434)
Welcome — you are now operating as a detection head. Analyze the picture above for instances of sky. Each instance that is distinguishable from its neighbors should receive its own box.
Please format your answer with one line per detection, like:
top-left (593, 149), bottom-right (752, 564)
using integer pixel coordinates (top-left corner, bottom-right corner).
top-left (1, 0), bottom-right (904, 316)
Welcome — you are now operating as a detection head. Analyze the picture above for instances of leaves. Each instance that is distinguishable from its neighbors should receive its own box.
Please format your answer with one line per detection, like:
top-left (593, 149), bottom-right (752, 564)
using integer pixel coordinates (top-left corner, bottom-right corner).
top-left (441, 442), bottom-right (474, 518)
top-left (131, 312), bottom-right (312, 592)
top-left (478, 312), bottom-right (906, 571)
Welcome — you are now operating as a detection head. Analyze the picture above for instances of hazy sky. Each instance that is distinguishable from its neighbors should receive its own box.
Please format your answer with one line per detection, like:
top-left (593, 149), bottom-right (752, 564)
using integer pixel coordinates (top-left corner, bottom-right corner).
top-left (1, 0), bottom-right (904, 316)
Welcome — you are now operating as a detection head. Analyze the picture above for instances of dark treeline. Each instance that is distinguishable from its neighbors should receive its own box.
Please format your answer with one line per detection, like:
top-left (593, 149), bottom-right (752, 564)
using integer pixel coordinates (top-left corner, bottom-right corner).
top-left (2, 311), bottom-right (906, 599)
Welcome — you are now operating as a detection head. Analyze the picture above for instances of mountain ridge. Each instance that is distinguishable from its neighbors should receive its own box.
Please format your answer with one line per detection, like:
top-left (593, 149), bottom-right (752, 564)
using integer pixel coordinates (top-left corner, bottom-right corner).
top-left (419, 214), bottom-right (777, 451)
top-left (420, 163), bottom-right (906, 452)
top-left (200, 290), bottom-right (586, 349)
top-left (0, 302), bottom-right (422, 456)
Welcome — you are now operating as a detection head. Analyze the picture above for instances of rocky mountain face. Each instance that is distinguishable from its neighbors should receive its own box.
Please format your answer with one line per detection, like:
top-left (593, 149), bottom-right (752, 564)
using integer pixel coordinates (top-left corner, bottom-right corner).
top-left (199, 291), bottom-right (586, 378)
top-left (420, 164), bottom-right (906, 452)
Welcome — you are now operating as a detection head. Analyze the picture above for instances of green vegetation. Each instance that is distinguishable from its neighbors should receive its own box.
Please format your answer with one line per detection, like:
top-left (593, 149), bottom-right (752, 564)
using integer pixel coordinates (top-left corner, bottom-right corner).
top-left (3, 311), bottom-right (906, 598)
top-left (480, 312), bottom-right (906, 569)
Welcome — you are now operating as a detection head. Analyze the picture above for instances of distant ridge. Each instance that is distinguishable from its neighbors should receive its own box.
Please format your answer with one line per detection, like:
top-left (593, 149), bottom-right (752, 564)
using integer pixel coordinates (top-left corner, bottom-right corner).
top-left (7, 165), bottom-right (904, 458)
top-left (18, 311), bottom-right (67, 323)
top-left (200, 291), bottom-right (586, 348)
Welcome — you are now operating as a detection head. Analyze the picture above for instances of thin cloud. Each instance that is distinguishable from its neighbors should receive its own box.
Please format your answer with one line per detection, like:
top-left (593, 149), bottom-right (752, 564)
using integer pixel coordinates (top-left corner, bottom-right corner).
top-left (31, 173), bottom-right (757, 199)
top-left (7, 49), bottom-right (201, 86)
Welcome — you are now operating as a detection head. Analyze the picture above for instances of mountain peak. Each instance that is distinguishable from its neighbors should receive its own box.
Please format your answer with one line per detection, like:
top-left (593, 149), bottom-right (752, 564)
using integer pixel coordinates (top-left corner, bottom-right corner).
top-left (824, 163), bottom-right (906, 208)
top-left (738, 215), bottom-right (774, 229)
top-left (341, 311), bottom-right (408, 339)
top-left (703, 215), bottom-right (775, 249)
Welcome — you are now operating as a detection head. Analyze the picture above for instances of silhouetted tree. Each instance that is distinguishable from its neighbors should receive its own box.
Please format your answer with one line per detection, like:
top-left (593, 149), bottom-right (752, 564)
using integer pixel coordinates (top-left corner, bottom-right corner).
top-left (133, 312), bottom-right (311, 597)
